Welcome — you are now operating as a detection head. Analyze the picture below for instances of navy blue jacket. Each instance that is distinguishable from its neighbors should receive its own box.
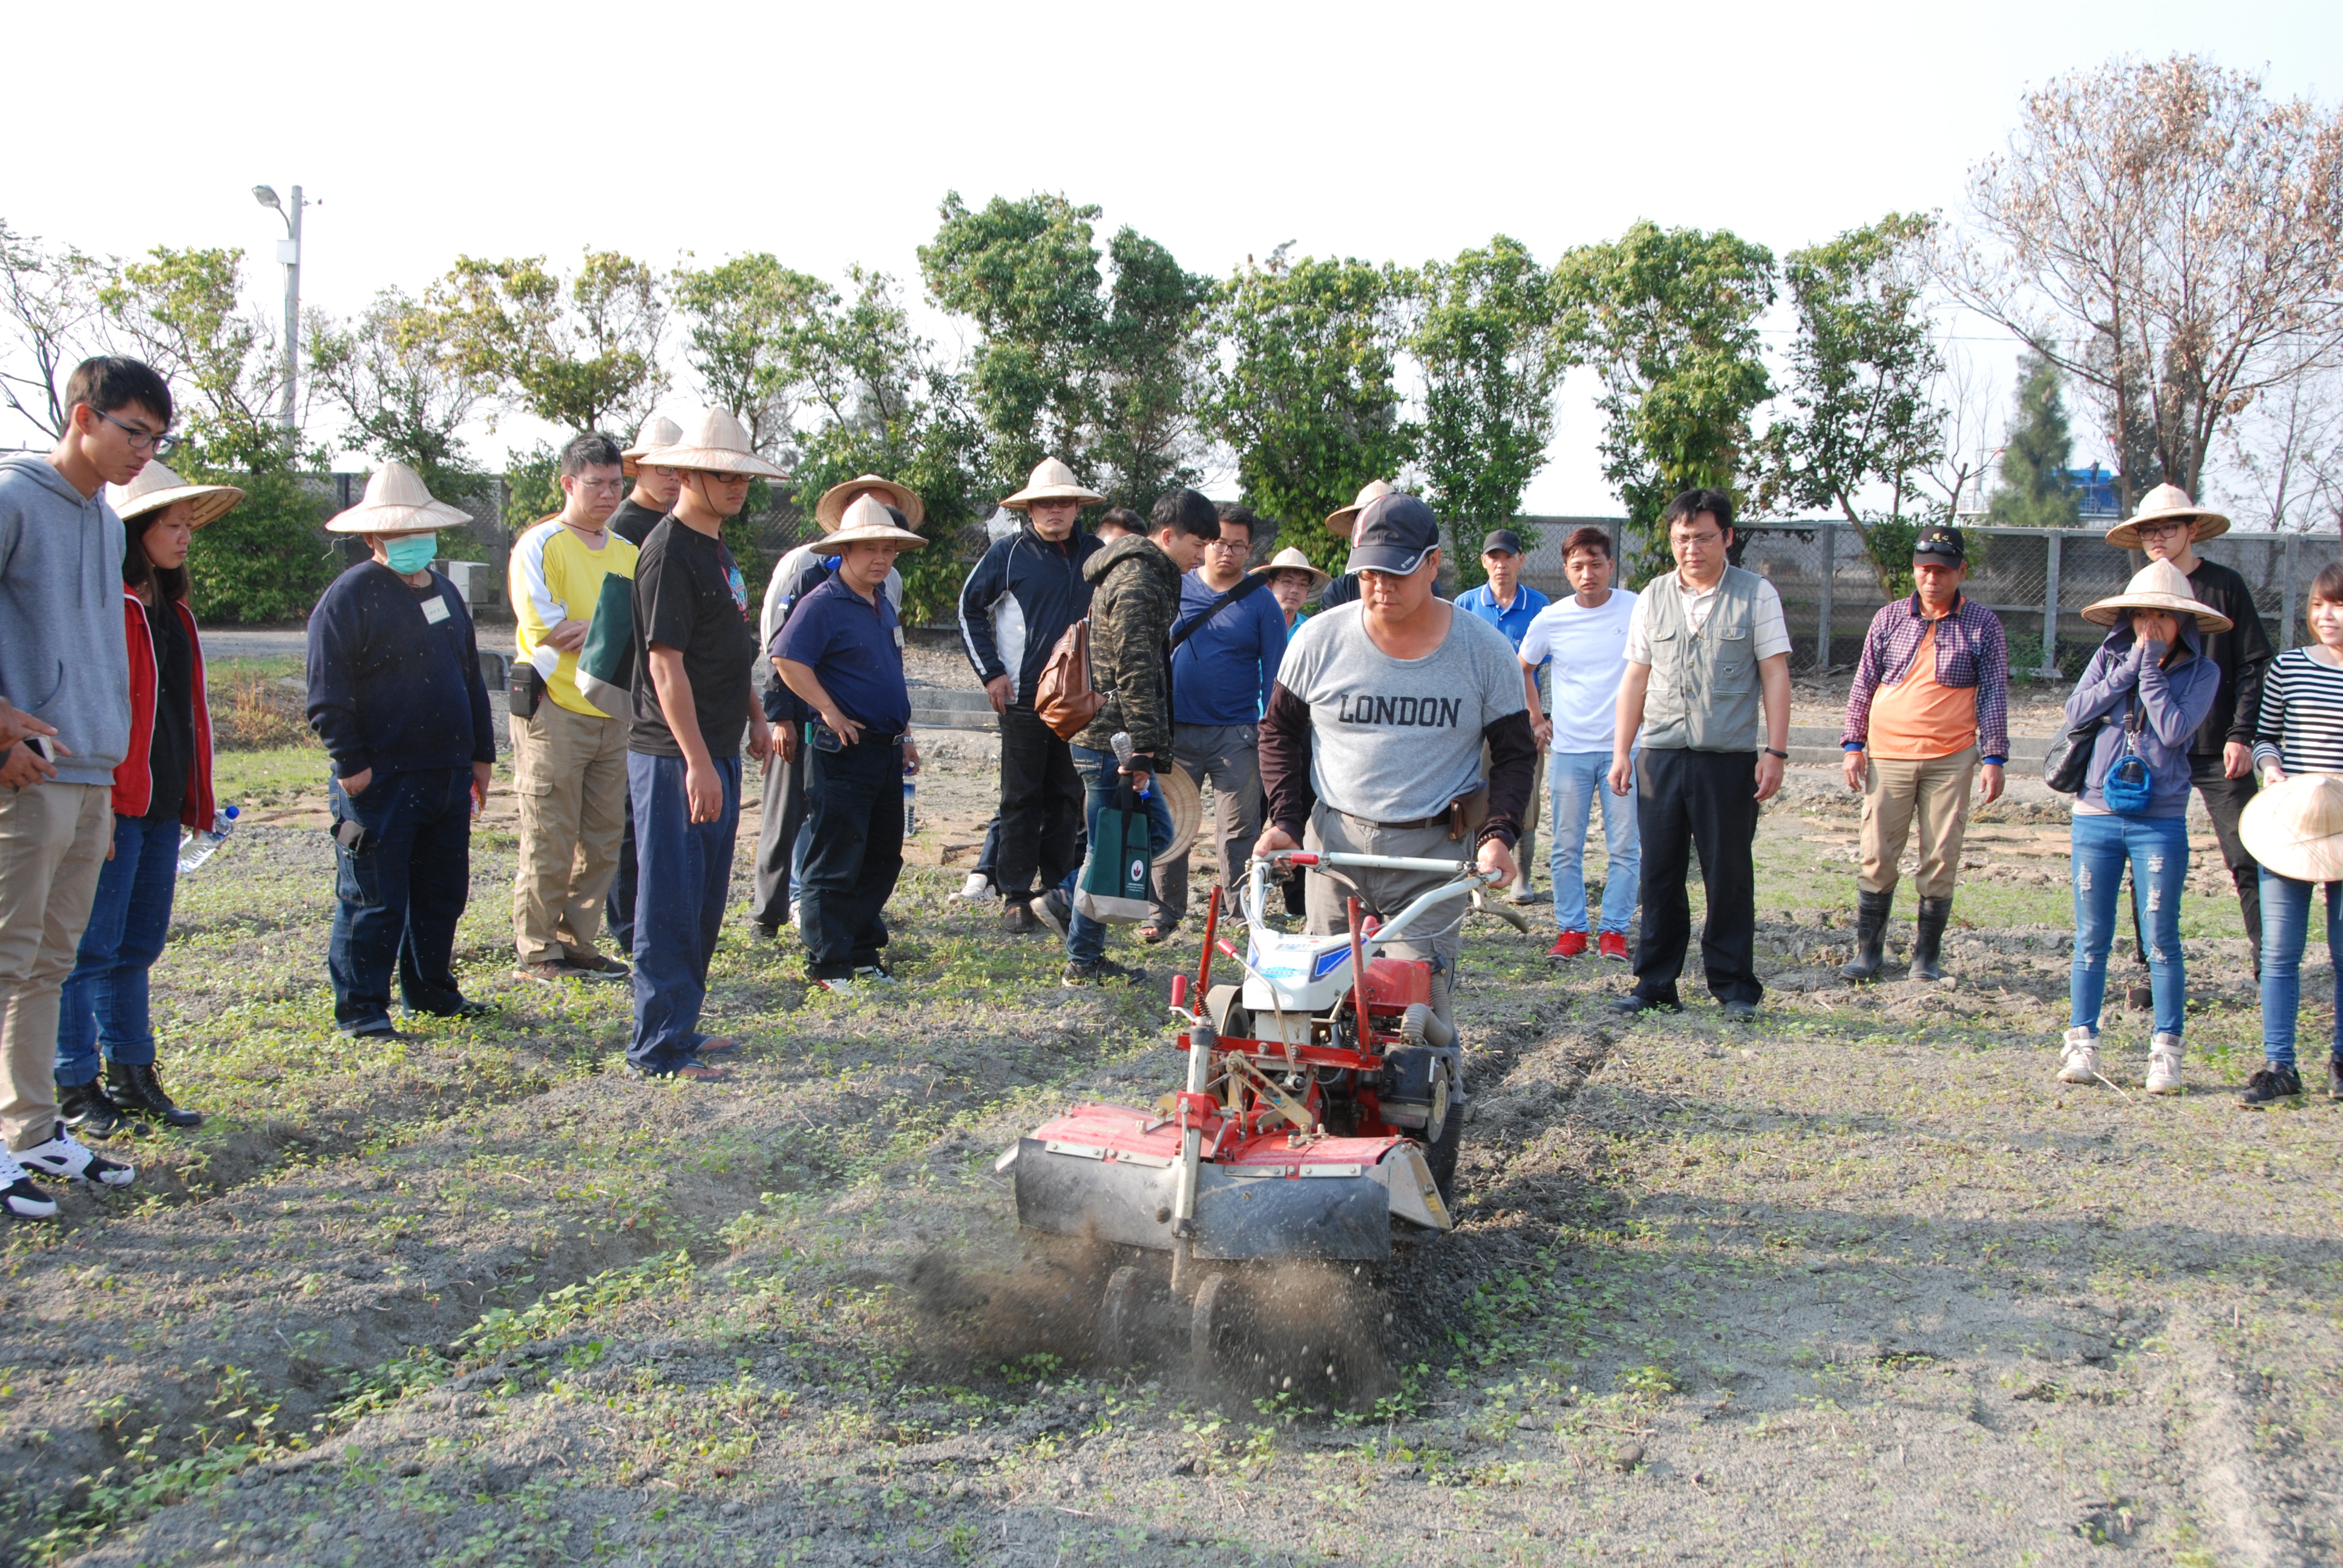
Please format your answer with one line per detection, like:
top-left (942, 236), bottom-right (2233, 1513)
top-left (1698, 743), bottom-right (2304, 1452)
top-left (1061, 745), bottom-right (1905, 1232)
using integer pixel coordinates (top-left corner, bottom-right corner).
top-left (306, 561), bottom-right (496, 780)
top-left (957, 523), bottom-right (1103, 705)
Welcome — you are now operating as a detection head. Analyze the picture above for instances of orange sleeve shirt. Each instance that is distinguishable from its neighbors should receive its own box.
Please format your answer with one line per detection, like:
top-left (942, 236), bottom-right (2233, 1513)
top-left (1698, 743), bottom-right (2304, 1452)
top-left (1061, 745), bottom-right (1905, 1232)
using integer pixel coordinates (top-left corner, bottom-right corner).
top-left (1866, 620), bottom-right (1979, 760)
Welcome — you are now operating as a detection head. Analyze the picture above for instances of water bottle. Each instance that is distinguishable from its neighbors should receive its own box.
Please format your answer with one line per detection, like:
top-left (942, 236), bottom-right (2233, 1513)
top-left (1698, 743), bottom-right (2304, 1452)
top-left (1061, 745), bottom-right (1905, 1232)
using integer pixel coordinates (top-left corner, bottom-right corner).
top-left (1110, 731), bottom-right (1150, 797)
top-left (178, 805), bottom-right (240, 874)
top-left (902, 761), bottom-right (917, 838)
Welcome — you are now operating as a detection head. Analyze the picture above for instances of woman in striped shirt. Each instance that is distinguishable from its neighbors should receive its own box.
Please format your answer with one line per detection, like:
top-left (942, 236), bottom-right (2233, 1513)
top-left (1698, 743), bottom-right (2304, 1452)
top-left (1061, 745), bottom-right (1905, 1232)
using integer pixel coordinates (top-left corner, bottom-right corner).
top-left (2245, 560), bottom-right (2343, 1105)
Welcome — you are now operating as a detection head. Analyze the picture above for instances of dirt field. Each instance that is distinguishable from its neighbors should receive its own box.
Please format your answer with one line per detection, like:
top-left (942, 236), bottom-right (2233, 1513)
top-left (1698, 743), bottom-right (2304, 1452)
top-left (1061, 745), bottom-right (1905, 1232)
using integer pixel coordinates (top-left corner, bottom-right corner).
top-left (3, 710), bottom-right (2338, 1568)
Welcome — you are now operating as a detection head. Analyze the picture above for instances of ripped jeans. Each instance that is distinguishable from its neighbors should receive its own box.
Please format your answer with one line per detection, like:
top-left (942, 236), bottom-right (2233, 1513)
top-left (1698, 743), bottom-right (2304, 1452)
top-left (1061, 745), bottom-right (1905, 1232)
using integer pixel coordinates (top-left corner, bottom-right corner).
top-left (2070, 812), bottom-right (2188, 1038)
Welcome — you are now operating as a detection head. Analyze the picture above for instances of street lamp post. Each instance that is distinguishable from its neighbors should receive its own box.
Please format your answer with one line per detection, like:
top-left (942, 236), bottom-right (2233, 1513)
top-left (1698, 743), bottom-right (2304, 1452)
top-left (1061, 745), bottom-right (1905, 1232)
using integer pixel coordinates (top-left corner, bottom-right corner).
top-left (251, 184), bottom-right (312, 435)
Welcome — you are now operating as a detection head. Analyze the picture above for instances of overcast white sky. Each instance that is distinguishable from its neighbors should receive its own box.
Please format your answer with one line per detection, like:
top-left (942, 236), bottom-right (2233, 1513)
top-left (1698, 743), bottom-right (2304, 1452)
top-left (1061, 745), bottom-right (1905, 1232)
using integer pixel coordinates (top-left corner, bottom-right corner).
top-left (7, 0), bottom-right (2339, 512)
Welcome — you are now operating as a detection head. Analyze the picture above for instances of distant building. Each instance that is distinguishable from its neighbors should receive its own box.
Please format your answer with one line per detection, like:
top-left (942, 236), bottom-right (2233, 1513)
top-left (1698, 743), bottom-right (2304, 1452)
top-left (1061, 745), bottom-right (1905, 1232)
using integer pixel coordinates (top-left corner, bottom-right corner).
top-left (2063, 465), bottom-right (2122, 520)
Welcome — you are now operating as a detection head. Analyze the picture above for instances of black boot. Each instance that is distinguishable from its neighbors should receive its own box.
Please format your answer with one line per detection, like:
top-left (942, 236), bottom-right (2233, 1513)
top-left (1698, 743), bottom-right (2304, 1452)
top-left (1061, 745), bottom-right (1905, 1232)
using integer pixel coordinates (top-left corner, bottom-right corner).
top-left (105, 1062), bottom-right (202, 1129)
top-left (59, 1079), bottom-right (126, 1138)
top-left (1910, 897), bottom-right (1952, 982)
top-left (1841, 889), bottom-right (1892, 981)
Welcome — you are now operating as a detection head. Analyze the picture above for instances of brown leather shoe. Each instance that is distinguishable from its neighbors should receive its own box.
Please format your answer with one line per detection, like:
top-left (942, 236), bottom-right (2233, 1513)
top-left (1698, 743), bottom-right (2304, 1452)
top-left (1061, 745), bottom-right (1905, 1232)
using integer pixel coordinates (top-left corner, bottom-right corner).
top-left (1001, 900), bottom-right (1037, 933)
top-left (514, 961), bottom-right (570, 984)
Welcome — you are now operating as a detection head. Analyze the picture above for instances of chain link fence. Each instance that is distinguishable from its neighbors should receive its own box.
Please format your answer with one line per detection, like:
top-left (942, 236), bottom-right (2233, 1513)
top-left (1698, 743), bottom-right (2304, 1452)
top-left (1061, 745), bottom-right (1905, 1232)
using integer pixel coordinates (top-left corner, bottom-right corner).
top-left (1519, 517), bottom-right (2323, 677)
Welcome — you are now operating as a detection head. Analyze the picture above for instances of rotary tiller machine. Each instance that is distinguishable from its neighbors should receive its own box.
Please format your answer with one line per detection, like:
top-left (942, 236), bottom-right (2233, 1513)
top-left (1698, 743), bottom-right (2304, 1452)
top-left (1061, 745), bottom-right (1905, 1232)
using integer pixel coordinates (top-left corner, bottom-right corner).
top-left (998, 851), bottom-right (1490, 1386)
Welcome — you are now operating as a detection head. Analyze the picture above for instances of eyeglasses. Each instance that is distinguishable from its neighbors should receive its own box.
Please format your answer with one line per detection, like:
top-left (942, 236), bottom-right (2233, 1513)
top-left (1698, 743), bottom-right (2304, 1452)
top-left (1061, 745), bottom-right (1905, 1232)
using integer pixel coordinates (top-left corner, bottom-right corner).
top-left (94, 409), bottom-right (180, 457)
top-left (574, 478), bottom-right (628, 494)
top-left (1673, 531), bottom-right (1725, 547)
top-left (2134, 521), bottom-right (2192, 541)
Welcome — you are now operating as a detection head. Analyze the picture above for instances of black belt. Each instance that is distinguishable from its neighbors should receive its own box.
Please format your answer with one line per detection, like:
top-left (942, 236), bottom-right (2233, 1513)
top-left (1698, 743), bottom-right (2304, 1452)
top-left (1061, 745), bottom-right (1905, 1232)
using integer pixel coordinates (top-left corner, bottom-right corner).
top-left (810, 723), bottom-right (905, 749)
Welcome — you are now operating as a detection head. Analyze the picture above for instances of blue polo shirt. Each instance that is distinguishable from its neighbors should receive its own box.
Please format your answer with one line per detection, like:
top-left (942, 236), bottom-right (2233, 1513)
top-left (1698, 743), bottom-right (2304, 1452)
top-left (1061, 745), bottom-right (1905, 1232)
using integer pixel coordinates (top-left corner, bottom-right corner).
top-left (1456, 581), bottom-right (1552, 663)
top-left (771, 574), bottom-right (911, 733)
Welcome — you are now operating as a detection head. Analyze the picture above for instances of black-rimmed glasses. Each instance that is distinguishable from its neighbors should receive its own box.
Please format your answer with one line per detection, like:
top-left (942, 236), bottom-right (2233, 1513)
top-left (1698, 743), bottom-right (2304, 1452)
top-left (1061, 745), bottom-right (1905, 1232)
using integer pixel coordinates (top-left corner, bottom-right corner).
top-left (96, 409), bottom-right (181, 458)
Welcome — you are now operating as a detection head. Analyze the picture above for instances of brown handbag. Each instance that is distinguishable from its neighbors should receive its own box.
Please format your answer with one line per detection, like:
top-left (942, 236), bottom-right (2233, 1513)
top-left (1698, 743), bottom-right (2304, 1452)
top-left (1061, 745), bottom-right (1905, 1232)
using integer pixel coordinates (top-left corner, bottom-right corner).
top-left (1035, 616), bottom-right (1103, 740)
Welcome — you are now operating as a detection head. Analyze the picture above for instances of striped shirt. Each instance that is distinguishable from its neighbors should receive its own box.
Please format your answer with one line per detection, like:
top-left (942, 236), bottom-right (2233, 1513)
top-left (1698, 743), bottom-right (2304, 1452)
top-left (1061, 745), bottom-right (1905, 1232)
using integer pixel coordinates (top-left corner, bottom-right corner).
top-left (2253, 647), bottom-right (2343, 775)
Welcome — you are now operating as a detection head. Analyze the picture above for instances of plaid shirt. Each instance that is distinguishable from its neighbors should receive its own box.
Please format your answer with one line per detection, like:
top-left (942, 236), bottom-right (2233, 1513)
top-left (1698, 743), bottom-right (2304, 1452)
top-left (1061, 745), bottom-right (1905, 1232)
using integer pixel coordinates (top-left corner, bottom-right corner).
top-left (1841, 593), bottom-right (2011, 763)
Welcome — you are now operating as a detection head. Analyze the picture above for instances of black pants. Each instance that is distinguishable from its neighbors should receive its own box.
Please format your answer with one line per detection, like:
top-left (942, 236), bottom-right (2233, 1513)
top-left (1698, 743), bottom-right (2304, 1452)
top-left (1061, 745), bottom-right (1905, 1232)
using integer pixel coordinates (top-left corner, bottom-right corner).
top-left (995, 704), bottom-right (1083, 900)
top-left (327, 768), bottom-right (472, 1031)
top-left (608, 787), bottom-right (638, 949)
top-left (1631, 747), bottom-right (1762, 1006)
top-left (800, 737), bottom-right (905, 979)
top-left (2130, 755), bottom-right (2261, 973)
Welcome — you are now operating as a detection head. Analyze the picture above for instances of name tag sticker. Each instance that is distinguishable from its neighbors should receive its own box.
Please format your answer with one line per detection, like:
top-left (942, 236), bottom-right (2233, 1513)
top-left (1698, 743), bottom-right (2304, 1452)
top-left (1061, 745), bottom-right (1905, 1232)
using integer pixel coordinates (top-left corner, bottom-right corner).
top-left (894, 626), bottom-right (904, 647)
top-left (422, 595), bottom-right (453, 626)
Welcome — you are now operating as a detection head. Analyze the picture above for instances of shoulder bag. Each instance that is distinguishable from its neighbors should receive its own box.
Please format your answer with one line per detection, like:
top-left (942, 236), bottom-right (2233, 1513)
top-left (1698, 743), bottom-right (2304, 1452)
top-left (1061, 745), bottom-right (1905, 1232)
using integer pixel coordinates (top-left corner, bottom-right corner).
top-left (1035, 617), bottom-right (1103, 740)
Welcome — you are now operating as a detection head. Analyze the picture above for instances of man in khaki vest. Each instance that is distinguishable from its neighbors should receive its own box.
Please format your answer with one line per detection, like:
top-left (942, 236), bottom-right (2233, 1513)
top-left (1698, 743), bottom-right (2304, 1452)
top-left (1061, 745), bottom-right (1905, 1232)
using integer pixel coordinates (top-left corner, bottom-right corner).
top-left (1606, 489), bottom-right (1792, 1019)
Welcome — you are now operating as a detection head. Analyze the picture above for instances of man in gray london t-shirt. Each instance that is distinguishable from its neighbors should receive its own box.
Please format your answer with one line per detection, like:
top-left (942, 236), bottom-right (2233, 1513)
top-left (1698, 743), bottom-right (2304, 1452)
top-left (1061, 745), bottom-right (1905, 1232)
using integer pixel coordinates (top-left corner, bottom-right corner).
top-left (1256, 494), bottom-right (1538, 1026)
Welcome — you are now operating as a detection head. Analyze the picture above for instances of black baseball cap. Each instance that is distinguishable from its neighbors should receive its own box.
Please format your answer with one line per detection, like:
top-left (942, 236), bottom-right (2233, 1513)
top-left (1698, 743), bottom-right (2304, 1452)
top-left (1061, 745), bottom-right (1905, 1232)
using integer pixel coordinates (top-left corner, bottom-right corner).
top-left (1346, 493), bottom-right (1441, 576)
top-left (1481, 528), bottom-right (1525, 557)
top-left (1912, 524), bottom-right (1965, 564)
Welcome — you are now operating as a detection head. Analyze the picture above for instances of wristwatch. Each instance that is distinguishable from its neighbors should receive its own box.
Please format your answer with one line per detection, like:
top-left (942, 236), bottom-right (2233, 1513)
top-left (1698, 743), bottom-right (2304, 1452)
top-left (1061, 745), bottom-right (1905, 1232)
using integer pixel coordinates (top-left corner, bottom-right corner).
top-left (1762, 746), bottom-right (1789, 760)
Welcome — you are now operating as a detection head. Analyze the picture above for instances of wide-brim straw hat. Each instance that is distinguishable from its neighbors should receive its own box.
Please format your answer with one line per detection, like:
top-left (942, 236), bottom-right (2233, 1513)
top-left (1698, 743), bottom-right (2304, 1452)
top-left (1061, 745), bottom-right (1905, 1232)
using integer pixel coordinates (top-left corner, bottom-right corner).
top-left (326, 460), bottom-right (473, 535)
top-left (106, 460), bottom-right (243, 529)
top-left (2081, 559), bottom-right (2233, 634)
top-left (1251, 546), bottom-right (1332, 595)
top-left (2105, 482), bottom-right (2230, 550)
top-left (810, 493), bottom-right (928, 555)
top-left (621, 413), bottom-right (684, 476)
top-left (1325, 477), bottom-right (1392, 537)
top-left (1000, 457), bottom-right (1103, 511)
top-left (637, 408), bottom-right (787, 480)
top-left (1153, 762), bottom-right (1202, 867)
top-left (2241, 773), bottom-right (2343, 883)
top-left (814, 474), bottom-right (926, 532)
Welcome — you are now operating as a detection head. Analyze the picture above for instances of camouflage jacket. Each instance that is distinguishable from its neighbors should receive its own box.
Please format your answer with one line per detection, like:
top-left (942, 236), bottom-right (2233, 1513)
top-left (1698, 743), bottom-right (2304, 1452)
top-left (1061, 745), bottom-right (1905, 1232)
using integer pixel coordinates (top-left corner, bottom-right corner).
top-left (1075, 535), bottom-right (1182, 766)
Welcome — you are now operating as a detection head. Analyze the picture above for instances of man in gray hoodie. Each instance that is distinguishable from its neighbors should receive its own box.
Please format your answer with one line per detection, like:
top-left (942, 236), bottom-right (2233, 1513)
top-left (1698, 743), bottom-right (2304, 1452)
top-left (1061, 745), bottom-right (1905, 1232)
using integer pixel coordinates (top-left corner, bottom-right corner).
top-left (0, 356), bottom-right (163, 1218)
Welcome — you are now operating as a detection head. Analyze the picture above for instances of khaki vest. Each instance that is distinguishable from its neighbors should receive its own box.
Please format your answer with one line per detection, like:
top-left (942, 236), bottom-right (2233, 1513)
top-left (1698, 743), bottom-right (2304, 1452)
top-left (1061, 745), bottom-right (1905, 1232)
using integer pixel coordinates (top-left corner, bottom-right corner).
top-left (1641, 565), bottom-right (1764, 753)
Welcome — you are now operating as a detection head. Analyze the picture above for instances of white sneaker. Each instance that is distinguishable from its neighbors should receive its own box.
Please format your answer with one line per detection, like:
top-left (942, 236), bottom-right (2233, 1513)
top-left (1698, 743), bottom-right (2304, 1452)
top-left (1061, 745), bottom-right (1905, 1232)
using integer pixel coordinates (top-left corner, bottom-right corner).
top-left (958, 873), bottom-right (991, 901)
top-left (0, 1145), bottom-right (57, 1220)
top-left (2057, 1027), bottom-right (2102, 1085)
top-left (2145, 1033), bottom-right (2184, 1095)
top-left (853, 965), bottom-right (899, 987)
top-left (813, 974), bottom-right (855, 995)
top-left (788, 900), bottom-right (802, 927)
top-left (18, 1125), bottom-right (135, 1187)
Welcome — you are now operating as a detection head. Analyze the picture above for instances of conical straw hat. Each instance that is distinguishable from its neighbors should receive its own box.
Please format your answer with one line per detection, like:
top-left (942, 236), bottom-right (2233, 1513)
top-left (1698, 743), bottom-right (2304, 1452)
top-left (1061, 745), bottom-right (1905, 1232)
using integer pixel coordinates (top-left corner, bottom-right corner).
top-left (107, 460), bottom-right (244, 529)
top-left (326, 460), bottom-right (474, 535)
top-left (810, 493), bottom-right (928, 555)
top-left (1250, 545), bottom-right (1331, 595)
top-left (1325, 477), bottom-right (1392, 536)
top-left (2080, 560), bottom-right (2232, 634)
top-left (637, 408), bottom-right (787, 480)
top-left (814, 473), bottom-right (926, 532)
top-left (1000, 457), bottom-right (1104, 511)
top-left (1153, 760), bottom-right (1202, 867)
top-left (621, 412), bottom-right (684, 475)
top-left (2241, 773), bottom-right (2343, 883)
top-left (2105, 482), bottom-right (2230, 550)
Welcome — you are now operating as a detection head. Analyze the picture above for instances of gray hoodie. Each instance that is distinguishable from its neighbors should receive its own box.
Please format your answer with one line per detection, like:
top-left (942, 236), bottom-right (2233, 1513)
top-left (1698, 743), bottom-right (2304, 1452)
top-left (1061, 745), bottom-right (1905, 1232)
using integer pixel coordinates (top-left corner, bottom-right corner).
top-left (0, 454), bottom-right (129, 786)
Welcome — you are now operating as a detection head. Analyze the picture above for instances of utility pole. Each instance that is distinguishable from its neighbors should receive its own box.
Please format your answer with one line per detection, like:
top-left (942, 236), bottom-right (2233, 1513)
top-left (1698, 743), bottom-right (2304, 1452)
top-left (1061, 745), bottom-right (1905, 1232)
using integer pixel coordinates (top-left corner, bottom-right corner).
top-left (251, 184), bottom-right (313, 435)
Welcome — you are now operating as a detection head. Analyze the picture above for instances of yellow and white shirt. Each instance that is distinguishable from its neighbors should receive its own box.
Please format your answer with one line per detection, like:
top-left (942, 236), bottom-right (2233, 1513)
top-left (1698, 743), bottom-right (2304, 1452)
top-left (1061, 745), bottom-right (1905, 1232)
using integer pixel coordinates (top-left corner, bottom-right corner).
top-left (510, 516), bottom-right (638, 717)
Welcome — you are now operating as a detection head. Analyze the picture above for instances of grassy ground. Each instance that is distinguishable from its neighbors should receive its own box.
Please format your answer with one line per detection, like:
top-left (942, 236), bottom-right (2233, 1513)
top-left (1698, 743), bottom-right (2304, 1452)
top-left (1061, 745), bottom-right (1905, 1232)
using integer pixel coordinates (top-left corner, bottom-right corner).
top-left (1, 748), bottom-right (2336, 1568)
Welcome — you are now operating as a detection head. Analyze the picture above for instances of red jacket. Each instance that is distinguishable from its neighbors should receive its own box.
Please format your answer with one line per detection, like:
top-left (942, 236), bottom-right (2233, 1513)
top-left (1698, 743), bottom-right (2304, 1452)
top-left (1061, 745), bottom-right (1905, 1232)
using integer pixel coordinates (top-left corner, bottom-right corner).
top-left (113, 589), bottom-right (218, 831)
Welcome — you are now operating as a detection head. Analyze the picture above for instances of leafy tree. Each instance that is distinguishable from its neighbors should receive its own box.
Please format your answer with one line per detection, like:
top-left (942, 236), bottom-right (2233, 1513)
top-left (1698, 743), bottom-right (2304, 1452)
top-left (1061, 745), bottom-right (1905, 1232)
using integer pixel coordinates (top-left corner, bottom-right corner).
top-left (0, 218), bottom-right (100, 439)
top-left (96, 245), bottom-right (335, 622)
top-left (1760, 213), bottom-right (1945, 595)
top-left (671, 252), bottom-right (830, 459)
top-left (1202, 246), bottom-right (1414, 574)
top-left (1986, 351), bottom-right (2082, 528)
top-left (428, 249), bottom-right (667, 436)
top-left (1553, 221), bottom-right (1775, 572)
top-left (792, 267), bottom-right (984, 626)
top-left (1409, 235), bottom-right (1568, 586)
top-left (1944, 54), bottom-right (2343, 505)
top-left (919, 192), bottom-right (1210, 507)
top-left (308, 288), bottom-right (491, 501)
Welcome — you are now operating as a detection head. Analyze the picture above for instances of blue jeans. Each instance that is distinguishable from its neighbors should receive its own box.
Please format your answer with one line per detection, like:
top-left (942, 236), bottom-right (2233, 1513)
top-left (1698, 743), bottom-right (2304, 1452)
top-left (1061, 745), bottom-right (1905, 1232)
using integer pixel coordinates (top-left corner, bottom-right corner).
top-left (55, 813), bottom-right (182, 1085)
top-left (628, 751), bottom-right (740, 1073)
top-left (329, 769), bottom-right (474, 1033)
top-left (1067, 745), bottom-right (1173, 967)
top-left (2070, 812), bottom-right (2187, 1037)
top-left (1548, 750), bottom-right (1639, 934)
top-left (2258, 869), bottom-right (2343, 1071)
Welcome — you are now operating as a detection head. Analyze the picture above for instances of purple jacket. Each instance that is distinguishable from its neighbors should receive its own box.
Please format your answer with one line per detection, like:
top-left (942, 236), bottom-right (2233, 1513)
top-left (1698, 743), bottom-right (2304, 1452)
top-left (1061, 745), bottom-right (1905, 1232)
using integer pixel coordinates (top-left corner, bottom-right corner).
top-left (2064, 621), bottom-right (2220, 818)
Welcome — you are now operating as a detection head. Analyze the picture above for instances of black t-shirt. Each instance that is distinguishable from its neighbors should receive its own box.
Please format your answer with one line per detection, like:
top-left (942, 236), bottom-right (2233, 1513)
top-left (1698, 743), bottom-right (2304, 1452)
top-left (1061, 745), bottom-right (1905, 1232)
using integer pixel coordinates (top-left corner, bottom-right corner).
top-left (2183, 557), bottom-right (2274, 758)
top-left (629, 517), bottom-right (755, 759)
top-left (145, 598), bottom-right (193, 822)
top-left (609, 497), bottom-right (666, 549)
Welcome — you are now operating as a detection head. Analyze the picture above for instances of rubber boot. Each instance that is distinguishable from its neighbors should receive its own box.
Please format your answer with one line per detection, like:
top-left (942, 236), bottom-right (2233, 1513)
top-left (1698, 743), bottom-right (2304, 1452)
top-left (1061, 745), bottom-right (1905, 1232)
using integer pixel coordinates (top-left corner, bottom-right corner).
top-left (1910, 897), bottom-right (1952, 982)
top-left (1841, 889), bottom-right (1892, 981)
